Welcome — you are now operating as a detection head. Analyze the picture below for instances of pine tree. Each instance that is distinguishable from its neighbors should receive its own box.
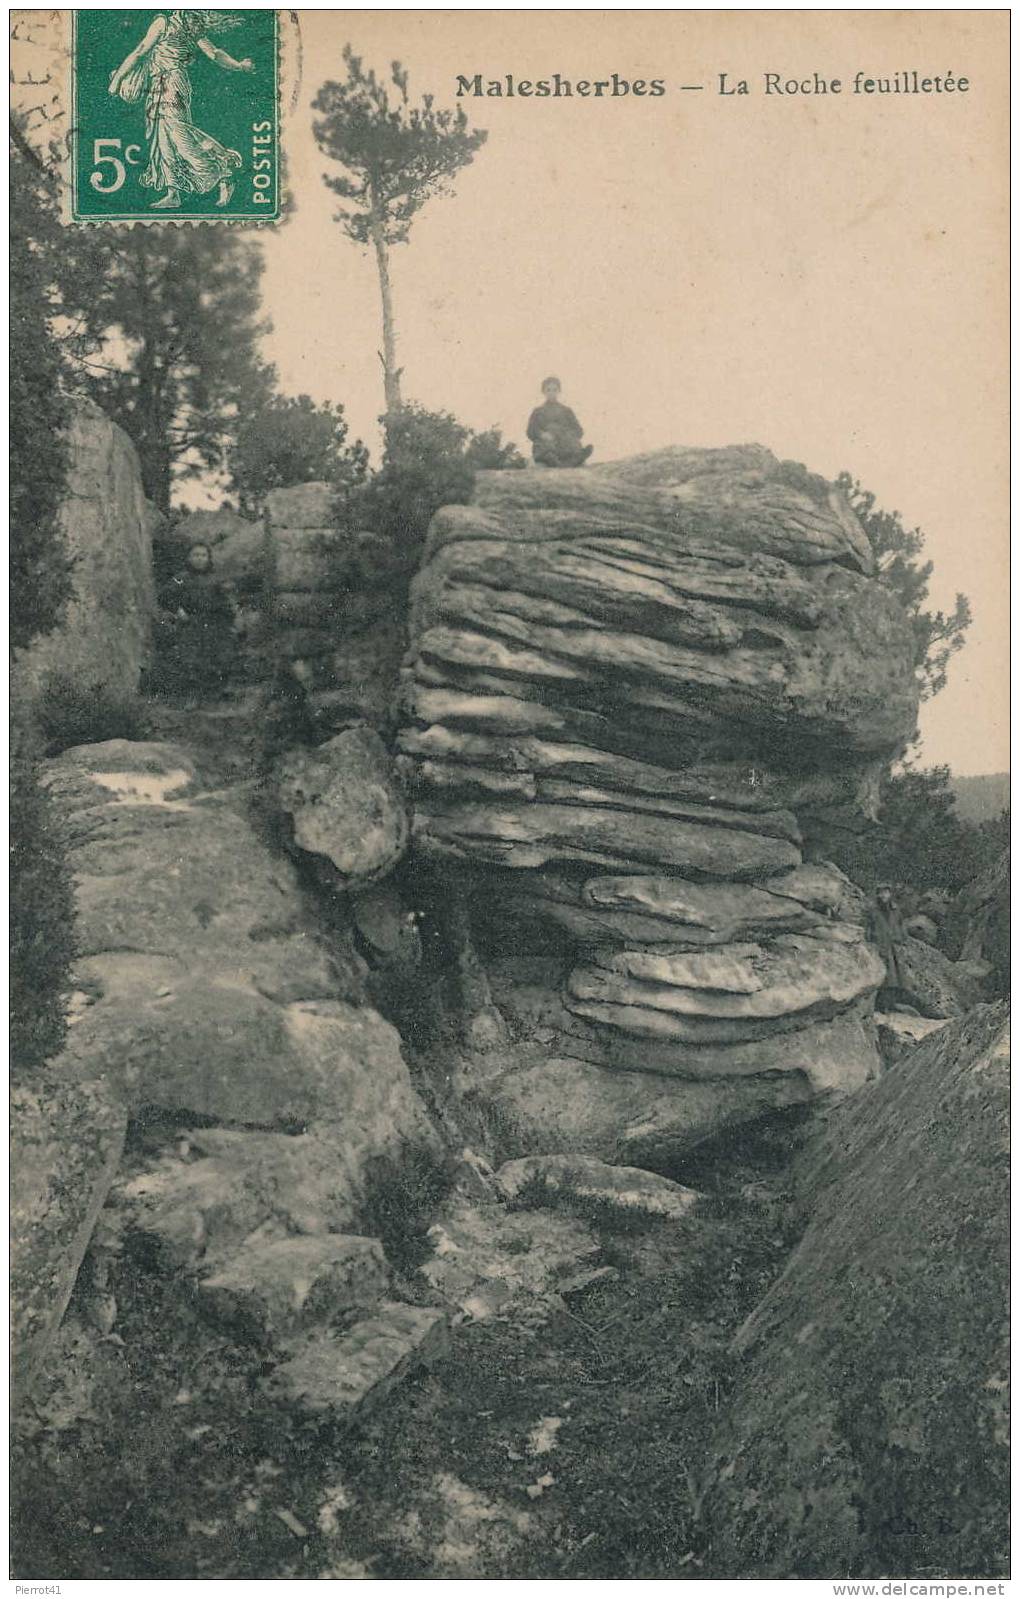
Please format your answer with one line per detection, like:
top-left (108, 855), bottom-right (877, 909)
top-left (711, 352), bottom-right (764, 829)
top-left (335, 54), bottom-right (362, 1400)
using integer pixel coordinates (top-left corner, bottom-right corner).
top-left (61, 224), bottom-right (274, 512)
top-left (837, 473), bottom-right (971, 701)
top-left (312, 49), bottom-right (487, 418)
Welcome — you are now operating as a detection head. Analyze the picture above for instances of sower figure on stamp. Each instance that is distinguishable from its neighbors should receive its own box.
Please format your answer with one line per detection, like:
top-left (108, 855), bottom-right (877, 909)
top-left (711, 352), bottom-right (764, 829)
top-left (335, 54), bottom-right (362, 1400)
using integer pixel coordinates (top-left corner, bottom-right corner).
top-left (526, 376), bottom-right (594, 467)
top-left (108, 10), bottom-right (254, 209)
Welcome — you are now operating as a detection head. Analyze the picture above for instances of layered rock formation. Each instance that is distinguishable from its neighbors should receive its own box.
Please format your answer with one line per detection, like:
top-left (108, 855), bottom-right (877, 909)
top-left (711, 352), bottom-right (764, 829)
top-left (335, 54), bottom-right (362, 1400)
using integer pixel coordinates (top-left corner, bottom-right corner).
top-left (398, 447), bottom-right (920, 1157)
top-left (265, 483), bottom-right (410, 733)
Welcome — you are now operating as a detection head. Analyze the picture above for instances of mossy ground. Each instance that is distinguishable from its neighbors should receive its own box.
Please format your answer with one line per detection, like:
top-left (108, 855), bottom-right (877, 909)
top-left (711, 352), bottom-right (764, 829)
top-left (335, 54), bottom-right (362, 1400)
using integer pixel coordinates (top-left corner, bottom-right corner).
top-left (11, 1116), bottom-right (807, 1580)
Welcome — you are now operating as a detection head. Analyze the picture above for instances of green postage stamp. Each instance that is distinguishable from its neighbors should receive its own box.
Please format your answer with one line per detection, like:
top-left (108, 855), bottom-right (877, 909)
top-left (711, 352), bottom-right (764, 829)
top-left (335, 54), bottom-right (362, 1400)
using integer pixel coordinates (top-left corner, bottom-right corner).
top-left (71, 9), bottom-right (279, 222)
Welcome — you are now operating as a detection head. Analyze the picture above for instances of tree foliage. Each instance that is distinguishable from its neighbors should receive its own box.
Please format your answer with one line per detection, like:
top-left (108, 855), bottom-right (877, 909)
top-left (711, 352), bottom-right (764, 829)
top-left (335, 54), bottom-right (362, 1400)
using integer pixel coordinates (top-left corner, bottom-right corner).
top-left (357, 403), bottom-right (523, 552)
top-left (10, 713), bottom-right (78, 1077)
top-left (228, 393), bottom-right (369, 515)
top-left (313, 48), bottom-right (487, 413)
top-left (837, 473), bottom-right (971, 701)
top-left (59, 223), bottom-right (273, 512)
top-left (10, 125), bottom-right (79, 1075)
top-left (827, 761), bottom-right (1008, 907)
top-left (10, 123), bottom-right (74, 653)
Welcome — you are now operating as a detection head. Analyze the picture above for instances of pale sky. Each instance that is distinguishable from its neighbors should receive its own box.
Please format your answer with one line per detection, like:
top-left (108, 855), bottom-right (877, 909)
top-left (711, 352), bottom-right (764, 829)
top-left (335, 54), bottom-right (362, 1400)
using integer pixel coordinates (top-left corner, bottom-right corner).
top-left (258, 10), bottom-right (1009, 776)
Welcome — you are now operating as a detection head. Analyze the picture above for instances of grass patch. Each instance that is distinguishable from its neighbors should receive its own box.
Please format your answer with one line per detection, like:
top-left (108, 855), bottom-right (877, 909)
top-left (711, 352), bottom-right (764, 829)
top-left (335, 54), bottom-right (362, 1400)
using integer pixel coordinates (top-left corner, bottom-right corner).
top-left (355, 1144), bottom-right (458, 1276)
top-left (37, 674), bottom-right (148, 755)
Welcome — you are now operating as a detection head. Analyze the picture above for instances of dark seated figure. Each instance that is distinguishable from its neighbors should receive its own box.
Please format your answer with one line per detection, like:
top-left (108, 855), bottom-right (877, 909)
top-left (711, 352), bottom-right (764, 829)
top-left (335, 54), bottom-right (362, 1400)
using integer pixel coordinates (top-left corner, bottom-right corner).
top-left (526, 376), bottom-right (594, 468)
top-left (153, 541), bottom-right (239, 697)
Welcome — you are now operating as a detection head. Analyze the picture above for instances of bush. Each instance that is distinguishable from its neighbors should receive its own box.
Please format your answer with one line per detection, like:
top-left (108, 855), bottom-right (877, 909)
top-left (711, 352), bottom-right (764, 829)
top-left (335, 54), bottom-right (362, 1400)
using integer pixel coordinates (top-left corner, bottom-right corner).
top-left (826, 763), bottom-right (994, 899)
top-left (10, 128), bottom-right (74, 652)
top-left (356, 1145), bottom-right (456, 1275)
top-left (36, 674), bottom-right (147, 755)
top-left (228, 393), bottom-right (369, 517)
top-left (836, 473), bottom-right (971, 702)
top-left (10, 715), bottom-right (76, 1075)
top-left (355, 404), bottom-right (524, 556)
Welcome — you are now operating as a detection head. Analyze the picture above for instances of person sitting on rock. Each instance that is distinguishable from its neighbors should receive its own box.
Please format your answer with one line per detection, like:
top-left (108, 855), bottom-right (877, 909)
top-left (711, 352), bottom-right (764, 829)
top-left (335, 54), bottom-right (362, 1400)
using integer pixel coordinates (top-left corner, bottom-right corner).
top-left (526, 376), bottom-right (594, 468)
top-left (155, 541), bottom-right (239, 697)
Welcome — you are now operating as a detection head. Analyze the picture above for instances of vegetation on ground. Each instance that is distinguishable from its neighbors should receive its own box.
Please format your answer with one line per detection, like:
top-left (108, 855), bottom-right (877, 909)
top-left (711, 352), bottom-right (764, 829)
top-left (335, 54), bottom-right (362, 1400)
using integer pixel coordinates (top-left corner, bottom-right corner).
top-left (11, 1119), bottom-right (804, 1579)
top-left (35, 675), bottom-right (149, 756)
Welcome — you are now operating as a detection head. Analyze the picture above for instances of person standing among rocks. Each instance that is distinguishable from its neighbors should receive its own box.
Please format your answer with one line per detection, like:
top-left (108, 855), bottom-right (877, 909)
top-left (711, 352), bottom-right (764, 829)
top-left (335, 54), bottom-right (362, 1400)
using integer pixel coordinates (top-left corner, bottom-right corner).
top-left (155, 541), bottom-right (240, 698)
top-left (526, 376), bottom-right (594, 467)
top-left (868, 883), bottom-right (908, 1001)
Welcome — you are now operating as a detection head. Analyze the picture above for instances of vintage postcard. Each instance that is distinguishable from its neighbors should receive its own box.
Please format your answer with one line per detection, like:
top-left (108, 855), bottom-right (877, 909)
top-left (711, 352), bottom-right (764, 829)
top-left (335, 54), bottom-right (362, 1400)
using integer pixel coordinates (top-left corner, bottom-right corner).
top-left (10, 7), bottom-right (1008, 1586)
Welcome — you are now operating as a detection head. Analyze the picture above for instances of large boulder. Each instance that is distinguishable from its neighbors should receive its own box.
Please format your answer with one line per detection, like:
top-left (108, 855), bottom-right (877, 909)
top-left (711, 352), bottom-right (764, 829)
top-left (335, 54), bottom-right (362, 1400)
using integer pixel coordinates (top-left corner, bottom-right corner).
top-left (274, 726), bottom-right (410, 886)
top-left (14, 398), bottom-right (155, 706)
top-left (398, 448), bottom-right (919, 1155)
top-left (895, 935), bottom-right (980, 1018)
top-left (43, 738), bottom-right (436, 1162)
top-left (708, 1005), bottom-right (1009, 1577)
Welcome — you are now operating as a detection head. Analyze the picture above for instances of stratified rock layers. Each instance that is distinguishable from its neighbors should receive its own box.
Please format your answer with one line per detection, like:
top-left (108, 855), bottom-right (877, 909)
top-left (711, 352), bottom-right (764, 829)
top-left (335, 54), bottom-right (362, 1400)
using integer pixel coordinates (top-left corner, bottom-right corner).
top-left (399, 447), bottom-right (920, 1157)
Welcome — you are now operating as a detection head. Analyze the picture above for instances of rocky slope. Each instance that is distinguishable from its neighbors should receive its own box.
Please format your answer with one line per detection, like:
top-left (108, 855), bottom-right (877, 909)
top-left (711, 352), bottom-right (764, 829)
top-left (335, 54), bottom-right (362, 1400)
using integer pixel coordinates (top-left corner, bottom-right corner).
top-left (398, 447), bottom-right (920, 1158)
top-left (12, 738), bottom-right (439, 1409)
top-left (708, 1004), bottom-right (1009, 1577)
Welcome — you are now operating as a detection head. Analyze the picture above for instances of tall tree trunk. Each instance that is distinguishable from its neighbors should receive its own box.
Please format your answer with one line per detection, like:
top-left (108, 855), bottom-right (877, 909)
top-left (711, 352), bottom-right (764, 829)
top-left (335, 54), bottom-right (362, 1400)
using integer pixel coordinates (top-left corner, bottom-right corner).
top-left (131, 244), bottom-right (173, 513)
top-left (368, 211), bottom-right (401, 418)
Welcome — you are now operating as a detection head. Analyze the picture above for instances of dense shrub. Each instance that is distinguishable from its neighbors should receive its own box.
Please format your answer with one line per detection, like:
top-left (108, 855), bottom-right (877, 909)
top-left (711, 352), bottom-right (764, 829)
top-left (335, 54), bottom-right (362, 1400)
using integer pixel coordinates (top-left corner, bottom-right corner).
top-left (10, 714), bottom-right (76, 1076)
top-left (836, 473), bottom-right (971, 702)
top-left (827, 764), bottom-right (1004, 898)
top-left (11, 131), bottom-right (79, 1072)
top-left (35, 674), bottom-right (147, 756)
top-left (228, 393), bottom-right (369, 516)
top-left (356, 1145), bottom-right (457, 1275)
top-left (10, 128), bottom-right (74, 652)
top-left (354, 403), bottom-right (524, 555)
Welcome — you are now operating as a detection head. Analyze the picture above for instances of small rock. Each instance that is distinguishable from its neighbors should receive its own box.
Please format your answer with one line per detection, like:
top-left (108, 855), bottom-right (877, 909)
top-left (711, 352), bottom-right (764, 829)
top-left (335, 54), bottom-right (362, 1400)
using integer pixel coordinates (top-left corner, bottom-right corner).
top-left (271, 1303), bottom-right (448, 1418)
top-left (199, 1235), bottom-right (391, 1343)
top-left (451, 1148), bottom-right (499, 1201)
top-left (272, 1508), bottom-right (309, 1539)
top-left (526, 1474), bottom-right (556, 1500)
top-left (420, 1197), bottom-right (600, 1317)
top-left (875, 1011), bottom-right (951, 1067)
top-left (494, 1155), bottom-right (700, 1221)
top-left (527, 1416), bottom-right (564, 1456)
